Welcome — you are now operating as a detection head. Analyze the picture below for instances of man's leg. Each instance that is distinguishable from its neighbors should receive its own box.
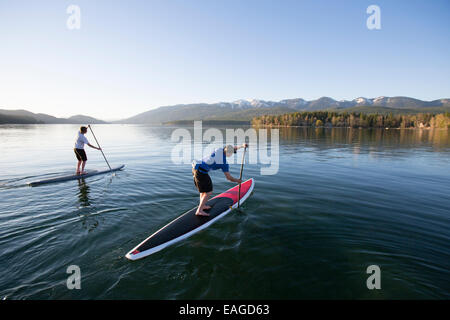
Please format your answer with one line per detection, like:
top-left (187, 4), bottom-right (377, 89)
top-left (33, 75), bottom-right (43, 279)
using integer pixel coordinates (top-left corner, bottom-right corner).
top-left (196, 191), bottom-right (212, 216)
top-left (200, 194), bottom-right (212, 210)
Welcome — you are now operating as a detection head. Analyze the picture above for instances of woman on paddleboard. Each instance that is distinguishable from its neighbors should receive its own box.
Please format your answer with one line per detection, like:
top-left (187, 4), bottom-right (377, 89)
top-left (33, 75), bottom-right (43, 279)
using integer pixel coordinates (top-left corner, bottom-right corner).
top-left (74, 126), bottom-right (101, 175)
top-left (192, 143), bottom-right (248, 216)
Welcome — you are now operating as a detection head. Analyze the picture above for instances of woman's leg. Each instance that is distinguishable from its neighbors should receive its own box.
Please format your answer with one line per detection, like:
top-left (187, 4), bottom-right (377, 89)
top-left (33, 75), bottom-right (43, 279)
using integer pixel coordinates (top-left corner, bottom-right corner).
top-left (81, 161), bottom-right (87, 173)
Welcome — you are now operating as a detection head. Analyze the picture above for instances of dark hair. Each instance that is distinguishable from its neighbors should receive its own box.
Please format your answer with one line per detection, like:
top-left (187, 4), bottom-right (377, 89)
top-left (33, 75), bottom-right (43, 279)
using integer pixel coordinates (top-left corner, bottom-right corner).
top-left (80, 126), bottom-right (88, 133)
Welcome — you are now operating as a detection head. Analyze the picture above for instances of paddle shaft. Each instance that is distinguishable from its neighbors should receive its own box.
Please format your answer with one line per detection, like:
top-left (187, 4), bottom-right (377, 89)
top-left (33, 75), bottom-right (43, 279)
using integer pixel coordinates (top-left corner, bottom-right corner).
top-left (237, 146), bottom-right (247, 208)
top-left (88, 125), bottom-right (112, 170)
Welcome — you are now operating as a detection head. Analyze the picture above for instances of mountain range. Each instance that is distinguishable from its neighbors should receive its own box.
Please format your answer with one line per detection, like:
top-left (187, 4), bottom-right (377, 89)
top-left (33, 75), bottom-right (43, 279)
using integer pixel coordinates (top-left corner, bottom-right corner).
top-left (1, 96), bottom-right (449, 124)
top-left (117, 96), bottom-right (450, 124)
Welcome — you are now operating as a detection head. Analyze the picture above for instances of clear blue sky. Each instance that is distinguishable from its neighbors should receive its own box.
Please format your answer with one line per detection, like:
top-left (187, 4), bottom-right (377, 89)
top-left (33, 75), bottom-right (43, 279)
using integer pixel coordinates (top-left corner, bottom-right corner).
top-left (0, 0), bottom-right (449, 119)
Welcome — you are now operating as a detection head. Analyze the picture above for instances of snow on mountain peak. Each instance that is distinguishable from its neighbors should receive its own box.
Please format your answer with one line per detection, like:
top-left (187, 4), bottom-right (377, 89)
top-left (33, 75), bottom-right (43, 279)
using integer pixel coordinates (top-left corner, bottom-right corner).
top-left (232, 99), bottom-right (251, 106)
top-left (231, 99), bottom-right (275, 108)
top-left (354, 97), bottom-right (372, 105)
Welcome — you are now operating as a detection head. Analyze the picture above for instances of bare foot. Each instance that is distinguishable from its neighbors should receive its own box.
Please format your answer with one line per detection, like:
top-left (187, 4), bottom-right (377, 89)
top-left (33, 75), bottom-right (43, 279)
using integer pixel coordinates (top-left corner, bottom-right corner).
top-left (195, 211), bottom-right (210, 217)
top-left (204, 205), bottom-right (212, 210)
top-left (76, 171), bottom-right (81, 175)
top-left (80, 171), bottom-right (87, 175)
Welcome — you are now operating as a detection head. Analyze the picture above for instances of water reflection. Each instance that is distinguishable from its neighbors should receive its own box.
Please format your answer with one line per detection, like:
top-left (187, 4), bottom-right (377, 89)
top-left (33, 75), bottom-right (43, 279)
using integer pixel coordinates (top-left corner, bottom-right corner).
top-left (75, 179), bottom-right (101, 232)
top-left (272, 127), bottom-right (450, 151)
top-left (140, 125), bottom-right (449, 152)
top-left (77, 178), bottom-right (90, 207)
top-left (0, 124), bottom-right (449, 299)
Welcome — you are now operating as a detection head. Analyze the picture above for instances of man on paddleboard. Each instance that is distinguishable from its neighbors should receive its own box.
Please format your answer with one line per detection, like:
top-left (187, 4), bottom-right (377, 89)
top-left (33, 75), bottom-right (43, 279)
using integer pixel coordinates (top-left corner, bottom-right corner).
top-left (74, 126), bottom-right (101, 175)
top-left (192, 143), bottom-right (248, 216)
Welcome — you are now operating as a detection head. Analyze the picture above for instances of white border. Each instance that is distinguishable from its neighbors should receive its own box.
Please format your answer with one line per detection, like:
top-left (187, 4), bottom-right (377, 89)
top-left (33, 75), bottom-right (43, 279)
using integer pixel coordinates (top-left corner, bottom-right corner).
top-left (125, 178), bottom-right (255, 261)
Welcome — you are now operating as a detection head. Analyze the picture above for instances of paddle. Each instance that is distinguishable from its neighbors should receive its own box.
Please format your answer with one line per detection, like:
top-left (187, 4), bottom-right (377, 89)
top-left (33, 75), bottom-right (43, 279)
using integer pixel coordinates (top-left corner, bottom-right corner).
top-left (88, 124), bottom-right (112, 171)
top-left (237, 145), bottom-right (247, 208)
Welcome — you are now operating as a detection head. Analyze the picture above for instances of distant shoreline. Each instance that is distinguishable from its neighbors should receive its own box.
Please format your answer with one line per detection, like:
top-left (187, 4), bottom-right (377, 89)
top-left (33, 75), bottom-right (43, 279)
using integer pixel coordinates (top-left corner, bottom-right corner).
top-left (163, 120), bottom-right (251, 126)
top-left (1, 123), bottom-right (448, 130)
top-left (250, 124), bottom-right (447, 130)
top-left (252, 111), bottom-right (450, 130)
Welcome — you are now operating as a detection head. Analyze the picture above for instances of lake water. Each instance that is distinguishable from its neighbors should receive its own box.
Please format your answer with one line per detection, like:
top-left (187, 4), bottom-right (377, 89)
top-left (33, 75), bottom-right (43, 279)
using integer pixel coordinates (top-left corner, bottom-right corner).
top-left (0, 124), bottom-right (449, 299)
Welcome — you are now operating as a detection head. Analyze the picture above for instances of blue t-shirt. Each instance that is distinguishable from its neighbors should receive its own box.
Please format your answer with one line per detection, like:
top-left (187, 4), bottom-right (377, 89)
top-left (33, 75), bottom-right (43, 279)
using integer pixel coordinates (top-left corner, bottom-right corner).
top-left (193, 148), bottom-right (229, 173)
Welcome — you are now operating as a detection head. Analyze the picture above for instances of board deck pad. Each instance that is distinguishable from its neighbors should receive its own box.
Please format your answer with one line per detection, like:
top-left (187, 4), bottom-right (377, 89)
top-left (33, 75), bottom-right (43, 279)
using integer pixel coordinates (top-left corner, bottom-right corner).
top-left (126, 178), bottom-right (255, 260)
top-left (27, 165), bottom-right (125, 186)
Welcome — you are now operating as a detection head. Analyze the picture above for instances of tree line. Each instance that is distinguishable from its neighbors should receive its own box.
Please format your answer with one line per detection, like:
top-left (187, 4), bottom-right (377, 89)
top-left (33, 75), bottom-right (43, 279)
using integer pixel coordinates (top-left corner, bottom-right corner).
top-left (251, 111), bottom-right (450, 129)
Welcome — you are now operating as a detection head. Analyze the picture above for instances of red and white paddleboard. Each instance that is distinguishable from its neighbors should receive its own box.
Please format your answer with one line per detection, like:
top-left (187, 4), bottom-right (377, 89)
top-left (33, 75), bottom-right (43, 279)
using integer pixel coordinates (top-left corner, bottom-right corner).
top-left (126, 178), bottom-right (255, 260)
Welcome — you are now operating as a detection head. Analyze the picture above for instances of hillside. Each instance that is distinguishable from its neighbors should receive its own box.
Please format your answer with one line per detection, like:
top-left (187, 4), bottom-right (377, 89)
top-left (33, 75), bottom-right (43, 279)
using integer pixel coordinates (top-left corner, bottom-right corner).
top-left (0, 109), bottom-right (107, 124)
top-left (0, 113), bottom-right (43, 124)
top-left (66, 115), bottom-right (107, 124)
top-left (329, 105), bottom-right (450, 115)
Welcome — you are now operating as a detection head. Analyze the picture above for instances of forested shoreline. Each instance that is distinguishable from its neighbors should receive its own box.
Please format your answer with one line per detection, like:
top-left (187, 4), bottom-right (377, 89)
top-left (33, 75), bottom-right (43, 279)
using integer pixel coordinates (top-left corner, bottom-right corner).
top-left (252, 111), bottom-right (450, 129)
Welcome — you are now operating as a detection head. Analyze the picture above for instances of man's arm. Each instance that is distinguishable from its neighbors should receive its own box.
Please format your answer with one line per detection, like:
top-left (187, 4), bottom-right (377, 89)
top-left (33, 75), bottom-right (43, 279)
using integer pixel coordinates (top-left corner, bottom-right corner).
top-left (224, 172), bottom-right (242, 184)
top-left (223, 143), bottom-right (247, 183)
top-left (87, 143), bottom-right (101, 150)
top-left (233, 143), bottom-right (248, 153)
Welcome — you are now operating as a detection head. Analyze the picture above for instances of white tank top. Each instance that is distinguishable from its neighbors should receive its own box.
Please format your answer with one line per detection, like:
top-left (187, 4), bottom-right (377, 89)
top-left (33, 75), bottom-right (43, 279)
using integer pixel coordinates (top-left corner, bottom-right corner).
top-left (74, 132), bottom-right (89, 149)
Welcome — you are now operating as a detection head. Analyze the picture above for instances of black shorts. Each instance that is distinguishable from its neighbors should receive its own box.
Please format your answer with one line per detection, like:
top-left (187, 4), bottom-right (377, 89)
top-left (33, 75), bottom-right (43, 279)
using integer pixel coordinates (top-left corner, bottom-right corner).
top-left (192, 169), bottom-right (213, 193)
top-left (74, 148), bottom-right (87, 161)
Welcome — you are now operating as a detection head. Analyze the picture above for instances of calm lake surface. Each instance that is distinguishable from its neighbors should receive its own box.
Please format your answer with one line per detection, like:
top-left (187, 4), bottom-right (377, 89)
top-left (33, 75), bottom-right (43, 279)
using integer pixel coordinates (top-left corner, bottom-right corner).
top-left (0, 124), bottom-right (449, 299)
